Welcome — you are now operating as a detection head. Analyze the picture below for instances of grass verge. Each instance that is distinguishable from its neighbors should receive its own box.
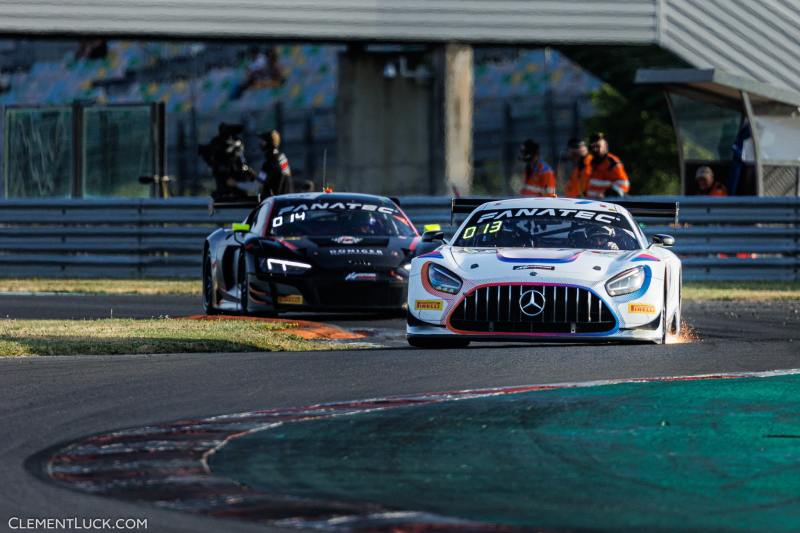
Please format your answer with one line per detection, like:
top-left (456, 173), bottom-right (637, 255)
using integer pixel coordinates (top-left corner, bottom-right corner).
top-left (683, 281), bottom-right (800, 302)
top-left (0, 318), bottom-right (348, 356)
top-left (2, 278), bottom-right (798, 302)
top-left (0, 279), bottom-right (200, 296)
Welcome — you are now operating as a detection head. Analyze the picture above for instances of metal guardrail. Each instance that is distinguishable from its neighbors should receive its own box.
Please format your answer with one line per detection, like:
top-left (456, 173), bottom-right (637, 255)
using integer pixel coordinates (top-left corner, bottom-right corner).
top-left (0, 197), bottom-right (797, 281)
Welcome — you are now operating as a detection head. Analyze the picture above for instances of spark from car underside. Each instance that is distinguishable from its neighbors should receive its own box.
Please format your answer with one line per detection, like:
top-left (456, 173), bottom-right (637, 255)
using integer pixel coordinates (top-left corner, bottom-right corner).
top-left (668, 321), bottom-right (699, 344)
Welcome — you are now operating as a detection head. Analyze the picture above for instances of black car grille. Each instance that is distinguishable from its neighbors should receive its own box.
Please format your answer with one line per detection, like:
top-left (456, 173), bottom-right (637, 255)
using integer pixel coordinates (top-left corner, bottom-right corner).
top-left (316, 284), bottom-right (405, 307)
top-left (448, 284), bottom-right (616, 334)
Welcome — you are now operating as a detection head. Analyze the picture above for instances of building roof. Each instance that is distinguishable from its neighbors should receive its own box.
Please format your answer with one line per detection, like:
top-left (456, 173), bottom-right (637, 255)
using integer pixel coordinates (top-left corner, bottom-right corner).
top-left (635, 68), bottom-right (800, 110)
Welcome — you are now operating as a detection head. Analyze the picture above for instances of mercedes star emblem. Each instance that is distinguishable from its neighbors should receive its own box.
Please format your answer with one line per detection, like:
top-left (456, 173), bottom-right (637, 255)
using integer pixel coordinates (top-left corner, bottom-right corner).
top-left (519, 289), bottom-right (546, 317)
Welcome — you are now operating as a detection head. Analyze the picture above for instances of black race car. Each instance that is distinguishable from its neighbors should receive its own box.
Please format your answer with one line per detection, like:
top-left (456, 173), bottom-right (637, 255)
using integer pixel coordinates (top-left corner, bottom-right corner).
top-left (203, 192), bottom-right (439, 315)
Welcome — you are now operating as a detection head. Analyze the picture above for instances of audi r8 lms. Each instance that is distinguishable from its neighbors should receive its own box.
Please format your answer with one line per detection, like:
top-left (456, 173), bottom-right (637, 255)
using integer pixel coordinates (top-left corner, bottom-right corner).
top-left (203, 192), bottom-right (437, 315)
top-left (406, 197), bottom-right (682, 347)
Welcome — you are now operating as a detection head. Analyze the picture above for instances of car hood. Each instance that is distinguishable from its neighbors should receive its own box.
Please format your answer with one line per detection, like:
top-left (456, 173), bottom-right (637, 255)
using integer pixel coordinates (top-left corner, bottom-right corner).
top-left (273, 235), bottom-right (415, 269)
top-left (445, 246), bottom-right (660, 284)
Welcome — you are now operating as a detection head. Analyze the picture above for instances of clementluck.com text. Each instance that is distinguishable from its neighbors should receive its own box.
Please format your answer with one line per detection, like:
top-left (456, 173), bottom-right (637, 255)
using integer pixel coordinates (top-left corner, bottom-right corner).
top-left (8, 517), bottom-right (148, 530)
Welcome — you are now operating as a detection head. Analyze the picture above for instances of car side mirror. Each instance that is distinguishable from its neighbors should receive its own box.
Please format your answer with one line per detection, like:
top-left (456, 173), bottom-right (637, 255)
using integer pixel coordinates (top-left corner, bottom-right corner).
top-left (651, 234), bottom-right (675, 248)
top-left (232, 223), bottom-right (251, 233)
top-left (422, 230), bottom-right (445, 243)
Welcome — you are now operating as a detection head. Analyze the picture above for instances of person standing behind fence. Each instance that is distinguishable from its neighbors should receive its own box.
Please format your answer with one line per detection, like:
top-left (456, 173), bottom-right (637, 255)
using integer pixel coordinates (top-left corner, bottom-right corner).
top-left (564, 138), bottom-right (591, 198)
top-left (585, 132), bottom-right (630, 199)
top-left (258, 130), bottom-right (293, 196)
top-left (519, 139), bottom-right (556, 197)
top-left (201, 123), bottom-right (255, 199)
top-left (695, 166), bottom-right (728, 196)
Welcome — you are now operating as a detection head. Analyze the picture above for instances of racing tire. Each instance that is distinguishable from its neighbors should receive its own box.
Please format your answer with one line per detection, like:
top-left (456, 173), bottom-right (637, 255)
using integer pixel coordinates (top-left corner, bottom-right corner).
top-left (202, 254), bottom-right (220, 315)
top-left (671, 275), bottom-right (683, 338)
top-left (407, 336), bottom-right (471, 349)
top-left (385, 307), bottom-right (409, 319)
top-left (238, 256), bottom-right (250, 316)
top-left (660, 286), bottom-right (668, 345)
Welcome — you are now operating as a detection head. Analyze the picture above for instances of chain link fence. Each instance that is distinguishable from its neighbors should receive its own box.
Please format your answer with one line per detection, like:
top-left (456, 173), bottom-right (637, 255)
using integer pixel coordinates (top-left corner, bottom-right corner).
top-left (763, 165), bottom-right (800, 197)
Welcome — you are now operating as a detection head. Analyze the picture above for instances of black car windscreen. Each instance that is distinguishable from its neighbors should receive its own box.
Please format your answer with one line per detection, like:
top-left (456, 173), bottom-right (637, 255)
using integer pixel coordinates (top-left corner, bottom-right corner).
top-left (454, 207), bottom-right (640, 250)
top-left (269, 200), bottom-right (416, 237)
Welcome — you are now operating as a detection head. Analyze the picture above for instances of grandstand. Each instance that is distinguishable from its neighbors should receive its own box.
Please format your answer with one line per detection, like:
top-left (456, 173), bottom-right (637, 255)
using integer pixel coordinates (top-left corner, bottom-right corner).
top-left (0, 39), bottom-right (599, 196)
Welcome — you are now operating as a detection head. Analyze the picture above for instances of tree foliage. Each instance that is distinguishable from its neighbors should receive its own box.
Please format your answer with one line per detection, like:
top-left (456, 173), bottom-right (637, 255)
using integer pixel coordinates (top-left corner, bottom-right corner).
top-left (558, 45), bottom-right (688, 195)
top-left (585, 84), bottom-right (680, 195)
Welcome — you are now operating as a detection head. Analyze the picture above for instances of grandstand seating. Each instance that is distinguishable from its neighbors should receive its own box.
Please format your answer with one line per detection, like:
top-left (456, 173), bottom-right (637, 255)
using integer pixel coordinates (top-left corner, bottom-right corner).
top-left (0, 40), bottom-right (600, 195)
top-left (0, 40), bottom-right (598, 113)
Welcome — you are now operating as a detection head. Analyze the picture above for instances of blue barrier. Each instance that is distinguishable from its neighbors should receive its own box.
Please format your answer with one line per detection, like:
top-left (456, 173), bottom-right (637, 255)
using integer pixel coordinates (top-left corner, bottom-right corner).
top-left (0, 197), bottom-right (797, 280)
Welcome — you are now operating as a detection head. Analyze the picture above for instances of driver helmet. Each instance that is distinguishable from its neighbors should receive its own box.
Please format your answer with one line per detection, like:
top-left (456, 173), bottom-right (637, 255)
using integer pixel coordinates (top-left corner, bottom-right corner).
top-left (345, 212), bottom-right (378, 235)
top-left (588, 225), bottom-right (619, 250)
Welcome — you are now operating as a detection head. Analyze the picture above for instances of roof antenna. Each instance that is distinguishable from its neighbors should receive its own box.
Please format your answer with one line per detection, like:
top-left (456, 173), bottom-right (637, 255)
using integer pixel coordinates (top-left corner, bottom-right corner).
top-left (322, 149), bottom-right (329, 192)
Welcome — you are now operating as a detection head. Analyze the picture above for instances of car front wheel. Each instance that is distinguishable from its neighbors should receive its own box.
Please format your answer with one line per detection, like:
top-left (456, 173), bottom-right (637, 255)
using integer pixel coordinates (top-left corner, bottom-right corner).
top-left (239, 257), bottom-right (250, 316)
top-left (202, 254), bottom-right (219, 315)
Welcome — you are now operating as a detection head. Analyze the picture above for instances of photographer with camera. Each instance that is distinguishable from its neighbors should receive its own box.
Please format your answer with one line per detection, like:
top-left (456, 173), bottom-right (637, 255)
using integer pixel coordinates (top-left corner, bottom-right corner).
top-left (199, 123), bottom-right (255, 200)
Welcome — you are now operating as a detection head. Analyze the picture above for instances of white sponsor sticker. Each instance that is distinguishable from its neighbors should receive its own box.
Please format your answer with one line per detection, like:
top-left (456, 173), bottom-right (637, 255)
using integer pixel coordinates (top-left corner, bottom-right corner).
top-left (476, 208), bottom-right (619, 225)
top-left (329, 248), bottom-right (384, 256)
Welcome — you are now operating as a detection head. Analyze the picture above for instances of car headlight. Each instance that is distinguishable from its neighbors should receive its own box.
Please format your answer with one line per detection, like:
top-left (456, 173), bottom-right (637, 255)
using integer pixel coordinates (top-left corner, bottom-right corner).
top-left (264, 258), bottom-right (312, 275)
top-left (427, 264), bottom-right (462, 294)
top-left (606, 267), bottom-right (646, 296)
top-left (402, 263), bottom-right (412, 272)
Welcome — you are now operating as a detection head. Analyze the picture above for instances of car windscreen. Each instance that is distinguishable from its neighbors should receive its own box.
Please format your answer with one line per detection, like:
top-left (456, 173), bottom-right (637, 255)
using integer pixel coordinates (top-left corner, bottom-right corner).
top-left (453, 207), bottom-right (640, 250)
top-left (268, 200), bottom-right (416, 237)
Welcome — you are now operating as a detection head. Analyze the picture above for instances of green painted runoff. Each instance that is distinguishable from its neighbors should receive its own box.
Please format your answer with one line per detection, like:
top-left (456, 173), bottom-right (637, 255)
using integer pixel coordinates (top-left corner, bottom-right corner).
top-left (211, 375), bottom-right (800, 531)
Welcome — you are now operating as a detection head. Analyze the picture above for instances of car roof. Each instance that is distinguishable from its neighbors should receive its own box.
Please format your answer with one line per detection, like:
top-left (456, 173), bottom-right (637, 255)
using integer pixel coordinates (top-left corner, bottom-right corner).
top-left (273, 192), bottom-right (395, 204)
top-left (474, 197), bottom-right (630, 215)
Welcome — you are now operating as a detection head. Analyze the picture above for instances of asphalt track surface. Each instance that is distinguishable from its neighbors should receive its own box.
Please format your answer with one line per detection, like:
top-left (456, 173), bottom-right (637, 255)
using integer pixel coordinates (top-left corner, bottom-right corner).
top-left (0, 293), bottom-right (798, 532)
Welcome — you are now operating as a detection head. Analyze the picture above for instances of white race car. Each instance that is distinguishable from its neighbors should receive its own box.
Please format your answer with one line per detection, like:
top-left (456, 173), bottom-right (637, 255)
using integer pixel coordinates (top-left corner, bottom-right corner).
top-left (407, 197), bottom-right (682, 347)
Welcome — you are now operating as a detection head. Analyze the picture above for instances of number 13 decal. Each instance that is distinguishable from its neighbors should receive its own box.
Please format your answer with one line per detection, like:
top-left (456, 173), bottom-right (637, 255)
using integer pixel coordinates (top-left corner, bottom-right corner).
top-left (463, 220), bottom-right (502, 239)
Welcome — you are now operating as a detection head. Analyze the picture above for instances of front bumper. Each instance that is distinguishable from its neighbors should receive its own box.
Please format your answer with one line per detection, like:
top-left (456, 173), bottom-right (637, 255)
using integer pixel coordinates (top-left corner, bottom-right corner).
top-left (407, 278), bottom-right (665, 343)
top-left (248, 271), bottom-right (407, 312)
top-left (406, 323), bottom-right (662, 344)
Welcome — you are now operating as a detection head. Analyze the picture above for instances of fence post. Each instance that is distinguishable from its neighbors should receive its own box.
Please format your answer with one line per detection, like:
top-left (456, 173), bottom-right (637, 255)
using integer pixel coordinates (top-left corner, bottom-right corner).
top-left (796, 166), bottom-right (800, 197)
top-left (71, 101), bottom-right (83, 198)
top-left (137, 199), bottom-right (144, 277)
top-left (154, 102), bottom-right (167, 187)
top-left (1, 105), bottom-right (5, 199)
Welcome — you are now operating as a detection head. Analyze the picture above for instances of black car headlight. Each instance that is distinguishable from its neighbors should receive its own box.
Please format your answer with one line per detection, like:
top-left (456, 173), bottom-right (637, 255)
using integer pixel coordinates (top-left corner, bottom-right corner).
top-left (263, 258), bottom-right (312, 275)
top-left (427, 263), bottom-right (462, 294)
top-left (605, 267), bottom-right (646, 296)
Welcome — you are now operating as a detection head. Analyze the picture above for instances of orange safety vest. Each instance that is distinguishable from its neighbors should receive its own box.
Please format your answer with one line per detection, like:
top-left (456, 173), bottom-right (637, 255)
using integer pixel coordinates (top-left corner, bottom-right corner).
top-left (586, 153), bottom-right (630, 199)
top-left (521, 160), bottom-right (556, 197)
top-left (564, 154), bottom-right (592, 198)
top-left (706, 182), bottom-right (728, 197)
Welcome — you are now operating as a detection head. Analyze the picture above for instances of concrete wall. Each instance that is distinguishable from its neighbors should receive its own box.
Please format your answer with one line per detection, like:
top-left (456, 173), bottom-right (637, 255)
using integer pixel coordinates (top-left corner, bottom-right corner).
top-left (442, 44), bottom-right (474, 196)
top-left (336, 50), bottom-right (433, 196)
top-left (336, 46), bottom-right (473, 196)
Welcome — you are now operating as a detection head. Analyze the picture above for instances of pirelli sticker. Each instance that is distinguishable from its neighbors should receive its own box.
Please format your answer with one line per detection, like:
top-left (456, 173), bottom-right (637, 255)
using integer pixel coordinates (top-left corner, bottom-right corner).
top-left (628, 303), bottom-right (656, 314)
top-left (277, 294), bottom-right (304, 305)
top-left (415, 300), bottom-right (444, 311)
